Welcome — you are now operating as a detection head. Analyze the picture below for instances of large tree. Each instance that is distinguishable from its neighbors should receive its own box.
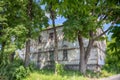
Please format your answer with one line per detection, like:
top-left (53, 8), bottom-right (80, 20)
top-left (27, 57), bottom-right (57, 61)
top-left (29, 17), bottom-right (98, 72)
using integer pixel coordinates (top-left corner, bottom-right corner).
top-left (59, 0), bottom-right (120, 74)
top-left (0, 0), bottom-right (48, 66)
top-left (0, 0), bottom-right (28, 64)
top-left (24, 0), bottom-right (48, 67)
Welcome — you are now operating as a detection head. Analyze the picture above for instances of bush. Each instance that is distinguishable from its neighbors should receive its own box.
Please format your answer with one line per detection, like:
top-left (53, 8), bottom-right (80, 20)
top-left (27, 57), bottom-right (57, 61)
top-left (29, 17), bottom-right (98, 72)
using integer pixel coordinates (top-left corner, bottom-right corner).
top-left (0, 59), bottom-right (31, 80)
top-left (100, 70), bottom-right (112, 77)
top-left (55, 63), bottom-right (64, 75)
top-left (103, 39), bottom-right (120, 75)
top-left (102, 63), bottom-right (120, 74)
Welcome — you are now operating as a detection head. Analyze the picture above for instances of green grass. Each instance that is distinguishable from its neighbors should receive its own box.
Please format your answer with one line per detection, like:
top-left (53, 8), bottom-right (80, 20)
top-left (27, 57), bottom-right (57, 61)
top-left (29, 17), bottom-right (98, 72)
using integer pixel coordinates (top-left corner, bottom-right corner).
top-left (22, 64), bottom-right (119, 80)
top-left (23, 69), bottom-right (88, 80)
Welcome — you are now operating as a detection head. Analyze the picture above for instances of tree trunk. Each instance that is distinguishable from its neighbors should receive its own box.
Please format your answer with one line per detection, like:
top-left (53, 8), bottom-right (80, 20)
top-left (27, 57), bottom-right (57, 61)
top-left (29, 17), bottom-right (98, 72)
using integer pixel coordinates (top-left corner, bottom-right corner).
top-left (24, 39), bottom-right (30, 67)
top-left (78, 31), bottom-right (94, 74)
top-left (53, 20), bottom-right (58, 75)
top-left (78, 33), bottom-right (87, 74)
top-left (9, 52), bottom-right (15, 62)
top-left (85, 40), bottom-right (94, 62)
top-left (24, 0), bottom-right (32, 67)
top-left (49, 4), bottom-right (58, 74)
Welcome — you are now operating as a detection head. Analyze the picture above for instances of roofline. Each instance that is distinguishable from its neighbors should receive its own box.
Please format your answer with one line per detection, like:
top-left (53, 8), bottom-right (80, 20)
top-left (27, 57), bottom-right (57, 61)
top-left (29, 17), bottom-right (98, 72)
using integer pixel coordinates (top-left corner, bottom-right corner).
top-left (42, 25), bottom-right (63, 31)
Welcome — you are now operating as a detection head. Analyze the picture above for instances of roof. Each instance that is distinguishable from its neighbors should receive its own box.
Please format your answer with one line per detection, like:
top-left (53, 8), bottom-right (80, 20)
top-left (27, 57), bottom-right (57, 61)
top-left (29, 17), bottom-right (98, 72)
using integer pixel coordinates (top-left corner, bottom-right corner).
top-left (42, 25), bottom-right (63, 31)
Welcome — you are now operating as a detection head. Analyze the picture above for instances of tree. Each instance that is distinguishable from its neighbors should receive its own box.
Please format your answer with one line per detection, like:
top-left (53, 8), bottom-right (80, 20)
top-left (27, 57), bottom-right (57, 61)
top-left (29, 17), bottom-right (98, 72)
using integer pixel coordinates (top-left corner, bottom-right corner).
top-left (105, 0), bottom-right (120, 71)
top-left (24, 0), bottom-right (33, 67)
top-left (41, 0), bottom-right (60, 74)
top-left (0, 0), bottom-right (28, 64)
top-left (106, 0), bottom-right (120, 70)
top-left (108, 27), bottom-right (120, 53)
top-left (105, 26), bottom-right (120, 73)
top-left (24, 0), bottom-right (48, 67)
top-left (59, 0), bottom-right (120, 74)
top-left (0, 0), bottom-right (48, 66)
top-left (49, 2), bottom-right (59, 75)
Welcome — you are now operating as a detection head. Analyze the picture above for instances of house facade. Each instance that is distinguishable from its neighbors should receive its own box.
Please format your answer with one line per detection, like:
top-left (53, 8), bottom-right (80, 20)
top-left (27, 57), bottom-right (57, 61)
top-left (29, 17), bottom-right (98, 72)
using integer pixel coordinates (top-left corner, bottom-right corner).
top-left (18, 26), bottom-right (106, 70)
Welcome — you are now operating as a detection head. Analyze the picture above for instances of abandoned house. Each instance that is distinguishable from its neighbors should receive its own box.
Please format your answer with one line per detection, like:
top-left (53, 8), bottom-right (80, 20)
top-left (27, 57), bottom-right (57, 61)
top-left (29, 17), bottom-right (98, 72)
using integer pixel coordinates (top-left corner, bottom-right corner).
top-left (18, 26), bottom-right (106, 70)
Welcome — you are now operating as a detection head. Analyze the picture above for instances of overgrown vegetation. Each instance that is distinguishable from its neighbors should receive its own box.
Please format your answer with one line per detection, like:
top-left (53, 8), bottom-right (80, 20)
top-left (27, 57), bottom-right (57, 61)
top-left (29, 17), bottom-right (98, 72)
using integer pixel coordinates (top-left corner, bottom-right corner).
top-left (0, 59), bottom-right (32, 80)
top-left (23, 69), bottom-right (87, 80)
top-left (55, 63), bottom-right (64, 75)
top-left (0, 58), bottom-right (119, 80)
top-left (23, 68), bottom-right (118, 80)
top-left (102, 33), bottom-right (120, 74)
top-left (0, 0), bottom-right (120, 79)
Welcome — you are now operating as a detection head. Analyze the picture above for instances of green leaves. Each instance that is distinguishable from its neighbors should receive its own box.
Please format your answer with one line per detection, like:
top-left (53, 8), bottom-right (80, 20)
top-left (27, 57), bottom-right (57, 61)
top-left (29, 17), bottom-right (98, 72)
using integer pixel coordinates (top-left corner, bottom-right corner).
top-left (0, 0), bottom-right (48, 64)
top-left (109, 26), bottom-right (120, 50)
top-left (25, 1), bottom-right (48, 39)
top-left (58, 0), bottom-right (106, 42)
top-left (0, 59), bottom-right (31, 80)
top-left (107, 26), bottom-right (120, 71)
top-left (63, 14), bottom-right (99, 41)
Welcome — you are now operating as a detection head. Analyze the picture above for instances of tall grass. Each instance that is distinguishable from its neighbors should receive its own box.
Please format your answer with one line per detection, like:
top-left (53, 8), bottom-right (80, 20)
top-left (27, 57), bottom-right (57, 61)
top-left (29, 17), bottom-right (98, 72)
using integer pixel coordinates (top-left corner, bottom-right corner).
top-left (23, 69), bottom-right (87, 80)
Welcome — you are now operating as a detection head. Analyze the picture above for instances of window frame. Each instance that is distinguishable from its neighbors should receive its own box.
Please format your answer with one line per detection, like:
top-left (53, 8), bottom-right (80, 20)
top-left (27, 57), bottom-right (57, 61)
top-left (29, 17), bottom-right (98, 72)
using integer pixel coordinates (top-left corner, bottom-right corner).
top-left (49, 50), bottom-right (54, 61)
top-left (38, 35), bottom-right (42, 43)
top-left (63, 49), bottom-right (68, 61)
top-left (49, 32), bottom-right (54, 40)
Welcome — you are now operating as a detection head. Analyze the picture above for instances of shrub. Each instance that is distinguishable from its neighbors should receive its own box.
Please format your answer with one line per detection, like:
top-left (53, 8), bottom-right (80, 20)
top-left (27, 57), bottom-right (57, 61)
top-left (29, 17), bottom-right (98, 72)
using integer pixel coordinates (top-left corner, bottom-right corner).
top-left (55, 63), bottom-right (64, 75)
top-left (100, 70), bottom-right (112, 77)
top-left (0, 59), bottom-right (31, 80)
top-left (102, 39), bottom-right (120, 75)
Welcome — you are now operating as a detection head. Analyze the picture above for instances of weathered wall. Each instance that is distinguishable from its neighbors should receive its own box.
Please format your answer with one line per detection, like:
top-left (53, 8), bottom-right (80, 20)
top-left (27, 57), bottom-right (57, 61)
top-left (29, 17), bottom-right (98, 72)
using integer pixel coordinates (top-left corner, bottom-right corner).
top-left (27, 26), bottom-right (106, 70)
top-left (17, 26), bottom-right (106, 70)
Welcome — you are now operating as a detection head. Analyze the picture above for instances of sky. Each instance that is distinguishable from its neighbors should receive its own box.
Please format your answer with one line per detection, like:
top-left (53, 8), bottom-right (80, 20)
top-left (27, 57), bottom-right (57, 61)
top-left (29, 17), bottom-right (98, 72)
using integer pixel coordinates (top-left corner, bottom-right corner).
top-left (39, 0), bottom-right (111, 31)
top-left (49, 16), bottom-right (110, 30)
top-left (41, 5), bottom-right (67, 25)
top-left (49, 16), bottom-right (112, 40)
top-left (48, 16), bottom-right (67, 25)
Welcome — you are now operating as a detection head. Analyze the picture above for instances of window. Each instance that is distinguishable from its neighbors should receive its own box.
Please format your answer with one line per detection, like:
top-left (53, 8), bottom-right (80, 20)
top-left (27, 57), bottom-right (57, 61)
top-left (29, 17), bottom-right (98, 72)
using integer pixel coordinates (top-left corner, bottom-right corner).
top-left (63, 49), bottom-right (68, 61)
top-left (38, 35), bottom-right (41, 43)
top-left (49, 51), bottom-right (54, 61)
top-left (49, 32), bottom-right (54, 40)
top-left (38, 49), bottom-right (42, 62)
top-left (63, 45), bottom-right (67, 47)
top-left (62, 45), bottom-right (68, 61)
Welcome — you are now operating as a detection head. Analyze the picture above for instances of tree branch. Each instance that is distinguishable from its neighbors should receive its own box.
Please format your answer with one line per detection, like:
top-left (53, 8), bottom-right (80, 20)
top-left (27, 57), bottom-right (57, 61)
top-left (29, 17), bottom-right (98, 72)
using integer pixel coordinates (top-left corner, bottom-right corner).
top-left (93, 17), bottom-right (120, 40)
